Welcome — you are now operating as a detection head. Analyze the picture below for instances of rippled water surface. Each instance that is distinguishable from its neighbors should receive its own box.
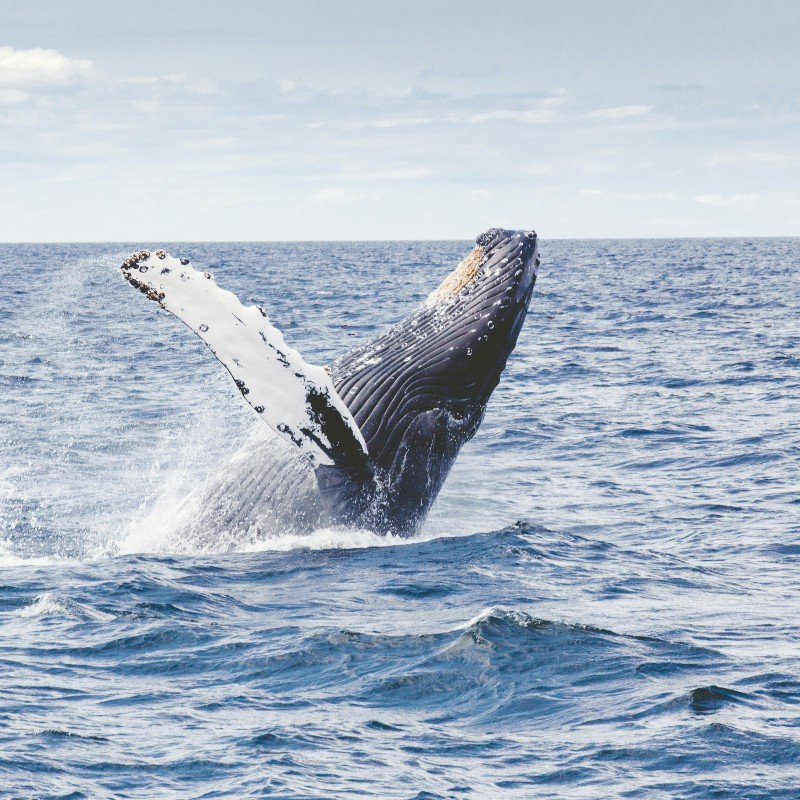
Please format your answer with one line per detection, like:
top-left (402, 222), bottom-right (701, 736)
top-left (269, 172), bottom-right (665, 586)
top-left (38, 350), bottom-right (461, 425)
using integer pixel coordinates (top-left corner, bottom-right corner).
top-left (1, 238), bottom-right (798, 798)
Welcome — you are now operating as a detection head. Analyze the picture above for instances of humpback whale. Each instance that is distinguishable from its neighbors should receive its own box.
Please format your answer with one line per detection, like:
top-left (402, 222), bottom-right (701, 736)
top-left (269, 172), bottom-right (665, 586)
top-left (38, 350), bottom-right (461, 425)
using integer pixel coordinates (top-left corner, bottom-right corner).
top-left (121, 227), bottom-right (539, 540)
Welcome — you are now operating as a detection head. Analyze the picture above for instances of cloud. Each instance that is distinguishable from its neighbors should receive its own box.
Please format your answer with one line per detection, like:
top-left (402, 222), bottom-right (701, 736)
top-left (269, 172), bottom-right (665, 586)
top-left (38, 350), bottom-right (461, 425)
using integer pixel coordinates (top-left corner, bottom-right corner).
top-left (774, 192), bottom-right (800, 209)
top-left (126, 73), bottom-right (186, 86)
top-left (748, 151), bottom-right (797, 165)
top-left (588, 104), bottom-right (652, 120)
top-left (538, 92), bottom-right (567, 108)
top-left (0, 88), bottom-right (27, 105)
top-left (707, 150), bottom-right (798, 167)
top-left (184, 136), bottom-right (239, 151)
top-left (366, 117), bottom-right (435, 128)
top-left (340, 117), bottom-right (436, 130)
top-left (352, 167), bottom-right (429, 181)
top-left (131, 97), bottom-right (162, 114)
top-left (0, 46), bottom-right (93, 86)
top-left (312, 187), bottom-right (382, 205)
top-left (693, 193), bottom-right (761, 210)
top-left (580, 189), bottom-right (678, 201)
top-left (470, 109), bottom-right (561, 124)
top-left (314, 187), bottom-right (349, 204)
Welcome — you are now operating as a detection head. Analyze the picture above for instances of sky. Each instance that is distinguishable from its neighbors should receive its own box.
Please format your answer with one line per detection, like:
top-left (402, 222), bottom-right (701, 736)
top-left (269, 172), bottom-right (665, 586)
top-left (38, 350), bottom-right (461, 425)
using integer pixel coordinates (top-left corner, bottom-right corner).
top-left (1, 0), bottom-right (798, 241)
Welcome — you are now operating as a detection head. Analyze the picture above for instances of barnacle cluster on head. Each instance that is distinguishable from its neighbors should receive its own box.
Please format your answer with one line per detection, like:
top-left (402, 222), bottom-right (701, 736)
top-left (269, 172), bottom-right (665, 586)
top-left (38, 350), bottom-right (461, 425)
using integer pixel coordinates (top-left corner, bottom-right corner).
top-left (426, 246), bottom-right (486, 304)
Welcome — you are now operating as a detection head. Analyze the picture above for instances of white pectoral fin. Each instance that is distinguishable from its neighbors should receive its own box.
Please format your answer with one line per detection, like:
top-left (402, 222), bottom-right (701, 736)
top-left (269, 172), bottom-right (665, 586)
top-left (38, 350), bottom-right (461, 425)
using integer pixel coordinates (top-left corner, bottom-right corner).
top-left (121, 249), bottom-right (368, 468)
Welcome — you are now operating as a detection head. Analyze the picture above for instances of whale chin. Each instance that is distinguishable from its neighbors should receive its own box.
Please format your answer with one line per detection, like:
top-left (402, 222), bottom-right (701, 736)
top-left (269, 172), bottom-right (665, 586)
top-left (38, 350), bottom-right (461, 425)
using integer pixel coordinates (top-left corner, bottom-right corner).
top-left (120, 227), bottom-right (540, 540)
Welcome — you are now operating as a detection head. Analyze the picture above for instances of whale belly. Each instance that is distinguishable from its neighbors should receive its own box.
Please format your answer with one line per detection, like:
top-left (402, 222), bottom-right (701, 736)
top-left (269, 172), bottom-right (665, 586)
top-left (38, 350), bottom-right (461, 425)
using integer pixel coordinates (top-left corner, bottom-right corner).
top-left (186, 436), bottom-right (323, 547)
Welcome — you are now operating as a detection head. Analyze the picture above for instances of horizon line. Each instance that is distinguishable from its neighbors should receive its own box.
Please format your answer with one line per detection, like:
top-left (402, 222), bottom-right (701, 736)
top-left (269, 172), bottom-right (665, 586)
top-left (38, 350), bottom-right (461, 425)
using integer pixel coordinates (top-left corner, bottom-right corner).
top-left (2, 234), bottom-right (798, 245)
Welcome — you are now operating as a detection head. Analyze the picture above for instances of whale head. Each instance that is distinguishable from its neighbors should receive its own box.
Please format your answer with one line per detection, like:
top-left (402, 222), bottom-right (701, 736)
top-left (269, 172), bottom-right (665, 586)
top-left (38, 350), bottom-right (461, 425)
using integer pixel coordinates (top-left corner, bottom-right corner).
top-left (325, 228), bottom-right (539, 534)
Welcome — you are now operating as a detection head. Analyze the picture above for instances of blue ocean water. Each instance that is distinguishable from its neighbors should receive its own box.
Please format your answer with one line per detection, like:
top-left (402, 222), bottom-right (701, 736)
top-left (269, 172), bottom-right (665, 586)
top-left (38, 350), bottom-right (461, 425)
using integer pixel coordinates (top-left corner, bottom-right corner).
top-left (0, 238), bottom-right (798, 799)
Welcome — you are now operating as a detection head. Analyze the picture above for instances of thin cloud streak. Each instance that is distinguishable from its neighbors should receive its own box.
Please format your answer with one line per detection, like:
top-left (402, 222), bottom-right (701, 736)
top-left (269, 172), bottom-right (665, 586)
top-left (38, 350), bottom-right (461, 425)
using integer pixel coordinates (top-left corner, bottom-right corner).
top-left (587, 105), bottom-right (653, 120)
top-left (693, 193), bottom-right (762, 210)
top-left (470, 109), bottom-right (562, 124)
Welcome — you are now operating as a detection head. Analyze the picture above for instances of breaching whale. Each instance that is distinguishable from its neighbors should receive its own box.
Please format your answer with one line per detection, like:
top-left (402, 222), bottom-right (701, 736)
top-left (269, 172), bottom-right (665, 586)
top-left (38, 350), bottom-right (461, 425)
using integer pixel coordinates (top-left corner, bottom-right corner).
top-left (121, 227), bottom-right (539, 540)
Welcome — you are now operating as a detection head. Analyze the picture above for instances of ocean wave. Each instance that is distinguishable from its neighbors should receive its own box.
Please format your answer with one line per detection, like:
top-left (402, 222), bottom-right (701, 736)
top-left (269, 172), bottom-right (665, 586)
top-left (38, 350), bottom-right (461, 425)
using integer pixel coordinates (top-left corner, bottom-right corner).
top-left (15, 592), bottom-right (115, 621)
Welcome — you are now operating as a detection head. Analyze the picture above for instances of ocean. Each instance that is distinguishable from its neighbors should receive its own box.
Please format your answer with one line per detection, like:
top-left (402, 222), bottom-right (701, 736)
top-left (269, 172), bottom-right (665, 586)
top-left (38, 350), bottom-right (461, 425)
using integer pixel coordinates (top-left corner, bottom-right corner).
top-left (0, 238), bottom-right (798, 798)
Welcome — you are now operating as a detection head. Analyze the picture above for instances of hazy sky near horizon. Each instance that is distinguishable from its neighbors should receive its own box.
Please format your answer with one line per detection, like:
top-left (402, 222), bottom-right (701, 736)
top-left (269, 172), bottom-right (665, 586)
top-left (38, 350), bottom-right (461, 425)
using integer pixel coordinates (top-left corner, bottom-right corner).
top-left (1, 0), bottom-right (799, 241)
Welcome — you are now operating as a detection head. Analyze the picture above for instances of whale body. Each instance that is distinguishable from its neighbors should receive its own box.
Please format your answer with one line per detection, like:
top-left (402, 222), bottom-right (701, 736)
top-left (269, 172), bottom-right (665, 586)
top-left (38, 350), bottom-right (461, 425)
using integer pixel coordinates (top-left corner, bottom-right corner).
top-left (121, 228), bottom-right (539, 541)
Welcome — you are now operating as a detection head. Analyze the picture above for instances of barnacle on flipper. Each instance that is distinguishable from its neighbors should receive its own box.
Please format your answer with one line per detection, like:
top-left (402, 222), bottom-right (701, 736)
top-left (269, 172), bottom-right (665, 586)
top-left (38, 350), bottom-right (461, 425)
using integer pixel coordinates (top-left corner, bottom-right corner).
top-left (120, 251), bottom-right (165, 303)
